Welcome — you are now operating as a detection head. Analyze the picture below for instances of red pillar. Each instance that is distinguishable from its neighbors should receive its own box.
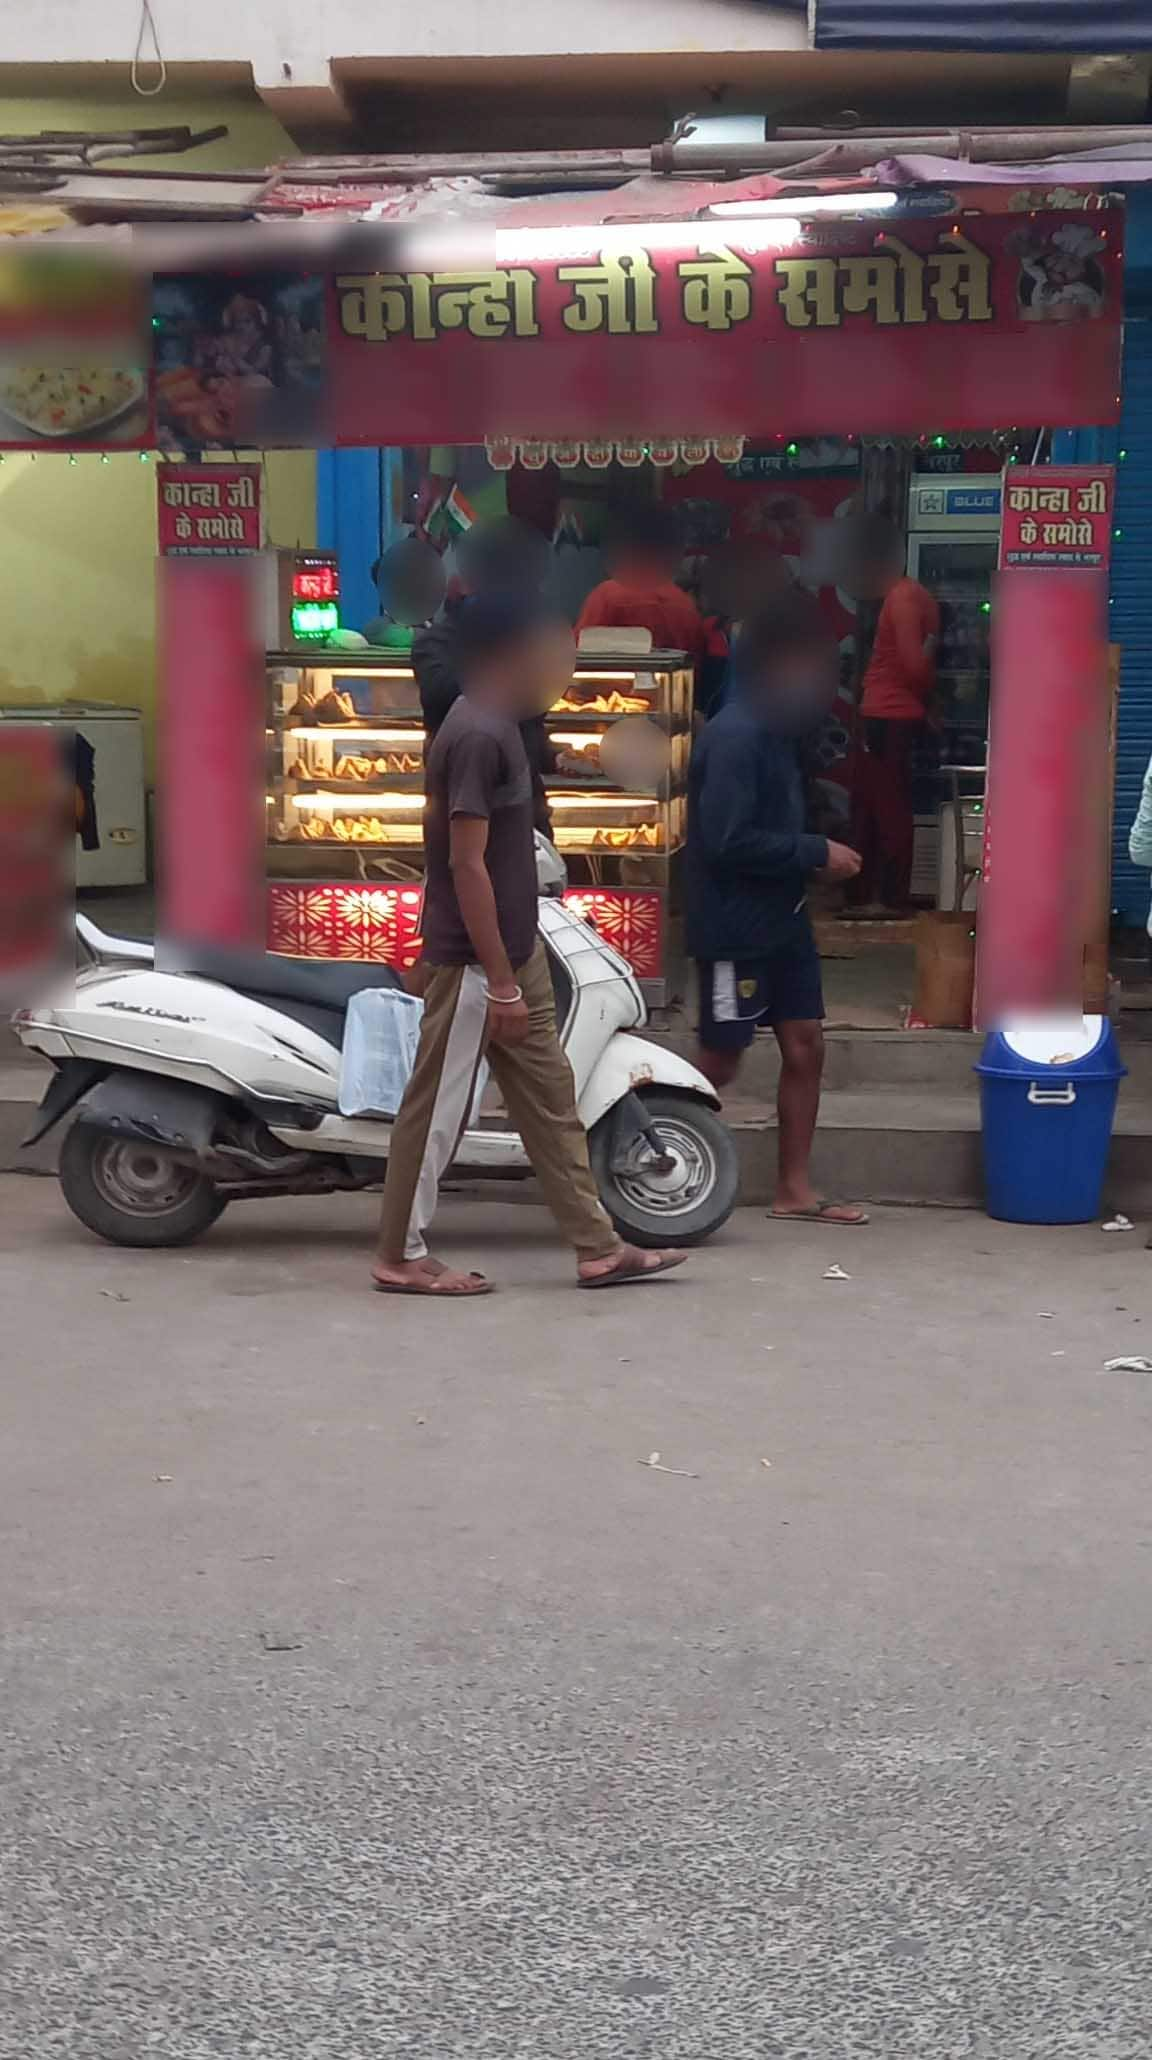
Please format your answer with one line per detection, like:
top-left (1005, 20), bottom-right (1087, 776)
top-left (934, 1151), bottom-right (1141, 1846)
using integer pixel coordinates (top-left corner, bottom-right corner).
top-left (158, 557), bottom-right (265, 955)
top-left (976, 567), bottom-right (1111, 1027)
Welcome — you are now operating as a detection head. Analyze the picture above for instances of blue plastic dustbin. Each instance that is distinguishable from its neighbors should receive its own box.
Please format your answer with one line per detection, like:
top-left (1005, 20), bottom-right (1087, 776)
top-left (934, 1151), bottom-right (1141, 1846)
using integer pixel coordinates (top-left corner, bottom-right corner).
top-left (975, 1016), bottom-right (1126, 1224)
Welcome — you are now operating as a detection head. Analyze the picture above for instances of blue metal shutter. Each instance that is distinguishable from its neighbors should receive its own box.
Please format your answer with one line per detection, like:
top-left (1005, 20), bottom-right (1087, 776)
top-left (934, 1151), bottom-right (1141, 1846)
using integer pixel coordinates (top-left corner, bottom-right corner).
top-left (1110, 319), bottom-right (1152, 925)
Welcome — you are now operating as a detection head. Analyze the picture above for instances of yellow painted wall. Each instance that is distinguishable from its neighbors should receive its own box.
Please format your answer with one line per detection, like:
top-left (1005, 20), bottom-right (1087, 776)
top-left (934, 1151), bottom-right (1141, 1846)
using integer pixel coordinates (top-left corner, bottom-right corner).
top-left (0, 86), bottom-right (295, 171)
top-left (0, 87), bottom-right (316, 779)
top-left (0, 451), bottom-right (316, 775)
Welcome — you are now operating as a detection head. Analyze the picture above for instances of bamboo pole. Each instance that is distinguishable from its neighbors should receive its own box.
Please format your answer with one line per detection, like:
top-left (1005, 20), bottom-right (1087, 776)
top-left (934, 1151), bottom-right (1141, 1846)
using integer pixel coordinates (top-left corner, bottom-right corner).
top-left (651, 125), bottom-right (1152, 173)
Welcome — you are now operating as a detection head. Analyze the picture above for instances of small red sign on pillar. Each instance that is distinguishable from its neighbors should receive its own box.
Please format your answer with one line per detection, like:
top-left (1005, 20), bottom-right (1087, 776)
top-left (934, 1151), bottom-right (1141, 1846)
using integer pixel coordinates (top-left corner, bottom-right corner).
top-left (157, 463), bottom-right (262, 556)
top-left (998, 464), bottom-right (1114, 572)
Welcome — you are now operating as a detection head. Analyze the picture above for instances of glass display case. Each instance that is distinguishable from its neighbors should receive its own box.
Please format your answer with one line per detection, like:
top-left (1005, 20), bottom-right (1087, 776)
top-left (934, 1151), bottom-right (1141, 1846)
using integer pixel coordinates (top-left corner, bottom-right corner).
top-left (265, 649), bottom-right (693, 997)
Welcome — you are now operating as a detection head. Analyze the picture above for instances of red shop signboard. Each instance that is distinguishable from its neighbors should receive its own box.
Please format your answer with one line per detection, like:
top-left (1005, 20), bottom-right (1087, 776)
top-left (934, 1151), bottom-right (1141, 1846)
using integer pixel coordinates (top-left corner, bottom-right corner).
top-left (0, 247), bottom-right (150, 452)
top-left (327, 210), bottom-right (1123, 444)
top-left (156, 463), bottom-right (262, 556)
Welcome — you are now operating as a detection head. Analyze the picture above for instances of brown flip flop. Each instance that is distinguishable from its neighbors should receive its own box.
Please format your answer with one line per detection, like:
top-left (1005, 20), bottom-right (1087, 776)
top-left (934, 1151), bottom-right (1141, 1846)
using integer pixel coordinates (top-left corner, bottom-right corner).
top-left (372, 1270), bottom-right (492, 1298)
top-left (578, 1251), bottom-right (687, 1290)
top-left (769, 1201), bottom-right (869, 1226)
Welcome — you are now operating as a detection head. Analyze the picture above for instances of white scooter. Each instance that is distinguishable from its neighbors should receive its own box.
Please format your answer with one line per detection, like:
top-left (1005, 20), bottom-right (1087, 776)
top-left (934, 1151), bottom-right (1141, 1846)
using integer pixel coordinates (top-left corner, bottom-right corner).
top-left (13, 846), bottom-right (738, 1251)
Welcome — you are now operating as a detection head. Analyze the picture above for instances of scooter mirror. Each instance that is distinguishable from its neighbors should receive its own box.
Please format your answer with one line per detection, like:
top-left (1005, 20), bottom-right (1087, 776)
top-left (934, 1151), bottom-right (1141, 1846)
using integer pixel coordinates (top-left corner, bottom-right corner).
top-left (534, 832), bottom-right (567, 897)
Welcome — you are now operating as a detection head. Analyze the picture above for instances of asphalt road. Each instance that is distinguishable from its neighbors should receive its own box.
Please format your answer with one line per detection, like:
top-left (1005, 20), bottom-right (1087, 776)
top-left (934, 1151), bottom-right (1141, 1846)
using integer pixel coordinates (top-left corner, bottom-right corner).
top-left (2, 1180), bottom-right (1152, 2058)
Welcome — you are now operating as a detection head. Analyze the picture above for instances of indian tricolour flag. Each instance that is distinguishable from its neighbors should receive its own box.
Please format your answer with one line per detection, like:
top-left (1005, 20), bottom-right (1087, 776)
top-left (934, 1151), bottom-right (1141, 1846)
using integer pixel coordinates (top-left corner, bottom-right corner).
top-left (430, 483), bottom-right (476, 544)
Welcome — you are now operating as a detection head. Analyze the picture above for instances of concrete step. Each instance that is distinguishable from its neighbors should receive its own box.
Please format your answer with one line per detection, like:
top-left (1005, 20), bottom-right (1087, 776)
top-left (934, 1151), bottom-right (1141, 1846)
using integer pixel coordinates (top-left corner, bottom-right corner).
top-left (4, 1065), bottom-right (1151, 1219)
top-left (0, 1022), bottom-right (33, 1064)
top-left (0, 1060), bottom-right (46, 1103)
top-left (0, 1061), bottom-right (54, 1175)
top-left (726, 1089), bottom-right (1152, 1214)
top-left (651, 1021), bottom-right (1152, 1099)
top-left (652, 1024), bottom-right (980, 1096)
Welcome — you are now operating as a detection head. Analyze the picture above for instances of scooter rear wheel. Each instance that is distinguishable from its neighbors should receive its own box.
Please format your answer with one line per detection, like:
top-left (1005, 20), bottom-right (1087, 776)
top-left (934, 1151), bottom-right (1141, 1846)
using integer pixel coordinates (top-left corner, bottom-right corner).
top-left (58, 1124), bottom-right (227, 1249)
top-left (589, 1091), bottom-right (739, 1248)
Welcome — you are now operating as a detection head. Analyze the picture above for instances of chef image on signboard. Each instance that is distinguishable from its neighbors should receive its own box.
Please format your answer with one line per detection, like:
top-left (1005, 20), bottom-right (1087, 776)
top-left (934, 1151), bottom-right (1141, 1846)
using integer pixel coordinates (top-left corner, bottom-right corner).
top-left (1013, 223), bottom-right (1106, 323)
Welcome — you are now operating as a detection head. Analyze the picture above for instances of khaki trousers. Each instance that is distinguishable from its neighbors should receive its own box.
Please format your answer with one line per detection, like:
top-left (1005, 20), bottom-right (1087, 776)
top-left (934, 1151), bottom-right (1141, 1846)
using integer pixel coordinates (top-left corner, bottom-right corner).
top-left (377, 940), bottom-right (618, 1263)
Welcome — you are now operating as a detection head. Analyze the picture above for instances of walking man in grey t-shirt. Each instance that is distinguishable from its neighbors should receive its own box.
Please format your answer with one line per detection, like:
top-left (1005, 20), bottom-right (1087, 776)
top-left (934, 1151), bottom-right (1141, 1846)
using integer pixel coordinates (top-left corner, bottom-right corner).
top-left (373, 595), bottom-right (687, 1298)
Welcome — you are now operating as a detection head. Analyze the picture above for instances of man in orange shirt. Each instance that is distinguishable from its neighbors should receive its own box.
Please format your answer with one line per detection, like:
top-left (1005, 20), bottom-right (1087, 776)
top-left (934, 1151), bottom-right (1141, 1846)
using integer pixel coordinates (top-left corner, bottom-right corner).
top-left (849, 518), bottom-right (939, 913)
top-left (576, 504), bottom-right (707, 661)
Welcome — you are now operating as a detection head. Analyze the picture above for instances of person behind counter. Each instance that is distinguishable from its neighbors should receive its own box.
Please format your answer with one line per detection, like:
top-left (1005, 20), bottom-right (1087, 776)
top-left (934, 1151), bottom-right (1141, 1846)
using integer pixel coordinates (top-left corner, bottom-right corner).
top-left (364, 536), bottom-right (446, 650)
top-left (576, 503), bottom-right (707, 664)
top-left (697, 540), bottom-right (797, 721)
top-left (848, 515), bottom-right (940, 916)
top-left (411, 518), bottom-right (557, 835)
top-left (372, 593), bottom-right (688, 1299)
top-left (686, 593), bottom-right (868, 1229)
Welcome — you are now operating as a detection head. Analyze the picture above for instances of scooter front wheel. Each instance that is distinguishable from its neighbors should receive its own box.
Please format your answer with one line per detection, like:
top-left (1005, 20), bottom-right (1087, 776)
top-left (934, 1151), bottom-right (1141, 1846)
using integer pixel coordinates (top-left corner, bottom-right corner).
top-left (589, 1091), bottom-right (739, 1248)
top-left (58, 1124), bottom-right (227, 1249)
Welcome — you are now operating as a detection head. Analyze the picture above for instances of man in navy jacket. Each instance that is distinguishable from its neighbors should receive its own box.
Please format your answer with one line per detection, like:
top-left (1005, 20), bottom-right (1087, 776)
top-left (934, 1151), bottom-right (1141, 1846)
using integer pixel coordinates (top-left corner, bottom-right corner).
top-left (685, 595), bottom-right (868, 1228)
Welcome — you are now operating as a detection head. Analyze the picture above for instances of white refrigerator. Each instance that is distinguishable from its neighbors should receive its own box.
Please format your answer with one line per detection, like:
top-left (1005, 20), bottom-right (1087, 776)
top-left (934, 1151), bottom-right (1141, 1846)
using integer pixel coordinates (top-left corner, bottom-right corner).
top-left (906, 475), bottom-right (1001, 907)
top-left (0, 702), bottom-right (147, 887)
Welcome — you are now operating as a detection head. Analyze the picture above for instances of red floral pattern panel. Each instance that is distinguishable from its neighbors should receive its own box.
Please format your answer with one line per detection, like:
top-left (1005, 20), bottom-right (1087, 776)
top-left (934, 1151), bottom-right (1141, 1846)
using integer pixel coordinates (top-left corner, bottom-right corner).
top-left (266, 884), bottom-right (664, 979)
top-left (266, 884), bottom-right (425, 968)
top-left (558, 890), bottom-right (663, 980)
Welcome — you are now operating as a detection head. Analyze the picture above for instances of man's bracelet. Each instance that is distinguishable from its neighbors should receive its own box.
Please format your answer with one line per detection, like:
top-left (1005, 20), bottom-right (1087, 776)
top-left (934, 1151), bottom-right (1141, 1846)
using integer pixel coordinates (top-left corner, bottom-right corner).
top-left (484, 985), bottom-right (523, 1005)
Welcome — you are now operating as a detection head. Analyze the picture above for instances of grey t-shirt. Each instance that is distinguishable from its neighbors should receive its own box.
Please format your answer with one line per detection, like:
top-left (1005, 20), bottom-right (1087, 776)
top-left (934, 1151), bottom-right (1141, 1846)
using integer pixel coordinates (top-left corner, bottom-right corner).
top-left (421, 696), bottom-right (538, 969)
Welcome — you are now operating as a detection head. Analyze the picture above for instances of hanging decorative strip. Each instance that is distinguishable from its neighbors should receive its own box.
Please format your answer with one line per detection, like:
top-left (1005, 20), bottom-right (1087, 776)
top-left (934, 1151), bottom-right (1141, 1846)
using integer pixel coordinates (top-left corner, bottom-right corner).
top-left (485, 436), bottom-right (746, 472)
top-left (862, 429), bottom-right (1023, 452)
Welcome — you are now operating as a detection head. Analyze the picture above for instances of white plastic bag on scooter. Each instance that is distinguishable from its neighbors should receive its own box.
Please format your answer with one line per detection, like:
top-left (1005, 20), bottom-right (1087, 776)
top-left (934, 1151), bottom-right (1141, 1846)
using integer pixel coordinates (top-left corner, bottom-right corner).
top-left (339, 987), bottom-right (489, 1121)
top-left (339, 988), bottom-right (422, 1118)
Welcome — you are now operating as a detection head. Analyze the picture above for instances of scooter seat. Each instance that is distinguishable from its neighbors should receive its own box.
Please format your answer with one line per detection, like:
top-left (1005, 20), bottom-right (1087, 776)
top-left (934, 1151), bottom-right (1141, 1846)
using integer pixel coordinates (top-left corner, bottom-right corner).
top-left (179, 943), bottom-right (406, 1014)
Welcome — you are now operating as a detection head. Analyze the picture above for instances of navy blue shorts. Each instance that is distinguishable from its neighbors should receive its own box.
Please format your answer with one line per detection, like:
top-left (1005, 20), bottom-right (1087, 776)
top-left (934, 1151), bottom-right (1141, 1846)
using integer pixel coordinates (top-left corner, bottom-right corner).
top-left (697, 922), bottom-right (824, 1053)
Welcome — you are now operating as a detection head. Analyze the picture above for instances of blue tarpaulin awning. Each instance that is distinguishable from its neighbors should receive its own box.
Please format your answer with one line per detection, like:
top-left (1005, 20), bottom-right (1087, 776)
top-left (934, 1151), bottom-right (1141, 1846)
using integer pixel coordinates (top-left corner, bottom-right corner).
top-left (813, 0), bottom-right (1152, 51)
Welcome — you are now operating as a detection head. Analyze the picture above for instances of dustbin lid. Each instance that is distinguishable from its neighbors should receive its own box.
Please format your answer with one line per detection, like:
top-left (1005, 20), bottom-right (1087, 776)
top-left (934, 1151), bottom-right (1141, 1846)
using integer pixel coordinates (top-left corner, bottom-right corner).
top-left (1000, 1015), bottom-right (1105, 1065)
